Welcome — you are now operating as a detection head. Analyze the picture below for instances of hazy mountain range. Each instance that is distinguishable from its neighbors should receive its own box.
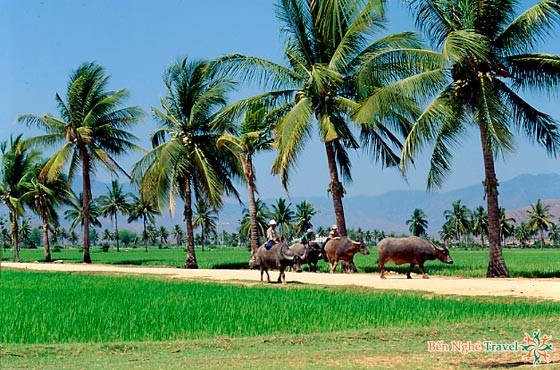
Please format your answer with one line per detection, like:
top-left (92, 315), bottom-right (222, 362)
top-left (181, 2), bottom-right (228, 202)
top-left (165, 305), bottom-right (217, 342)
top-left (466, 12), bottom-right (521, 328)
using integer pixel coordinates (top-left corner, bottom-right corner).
top-left (7, 173), bottom-right (560, 236)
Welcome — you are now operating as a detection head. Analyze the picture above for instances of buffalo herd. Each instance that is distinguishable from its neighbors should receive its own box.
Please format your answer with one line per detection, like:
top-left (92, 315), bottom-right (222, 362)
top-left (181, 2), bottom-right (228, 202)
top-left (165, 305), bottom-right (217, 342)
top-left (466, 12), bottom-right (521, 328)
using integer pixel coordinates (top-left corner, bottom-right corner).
top-left (255, 236), bottom-right (454, 284)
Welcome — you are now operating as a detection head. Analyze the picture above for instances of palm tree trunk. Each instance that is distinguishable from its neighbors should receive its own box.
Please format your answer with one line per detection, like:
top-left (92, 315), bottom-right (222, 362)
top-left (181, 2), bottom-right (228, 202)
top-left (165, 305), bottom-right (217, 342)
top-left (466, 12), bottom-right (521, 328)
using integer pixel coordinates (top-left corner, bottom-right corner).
top-left (10, 211), bottom-right (20, 262)
top-left (42, 213), bottom-right (52, 262)
top-left (245, 157), bottom-right (260, 268)
top-left (480, 125), bottom-right (509, 277)
top-left (540, 230), bottom-right (544, 250)
top-left (325, 141), bottom-right (347, 236)
top-left (81, 147), bottom-right (92, 264)
top-left (143, 217), bottom-right (148, 252)
top-left (115, 215), bottom-right (120, 252)
top-left (184, 176), bottom-right (198, 269)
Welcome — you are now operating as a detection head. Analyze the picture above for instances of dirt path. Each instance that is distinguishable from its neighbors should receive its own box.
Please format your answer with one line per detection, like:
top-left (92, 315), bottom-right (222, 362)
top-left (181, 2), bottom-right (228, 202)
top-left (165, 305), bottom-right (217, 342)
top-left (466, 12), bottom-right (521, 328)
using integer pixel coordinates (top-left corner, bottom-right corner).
top-left (4, 262), bottom-right (560, 301)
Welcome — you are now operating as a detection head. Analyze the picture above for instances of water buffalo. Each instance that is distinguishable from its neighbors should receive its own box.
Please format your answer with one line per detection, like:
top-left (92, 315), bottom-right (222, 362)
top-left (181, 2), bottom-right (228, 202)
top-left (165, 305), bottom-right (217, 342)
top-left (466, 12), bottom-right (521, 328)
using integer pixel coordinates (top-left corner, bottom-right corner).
top-left (256, 242), bottom-right (301, 284)
top-left (377, 236), bottom-right (454, 279)
top-left (289, 242), bottom-right (327, 272)
top-left (324, 237), bottom-right (370, 273)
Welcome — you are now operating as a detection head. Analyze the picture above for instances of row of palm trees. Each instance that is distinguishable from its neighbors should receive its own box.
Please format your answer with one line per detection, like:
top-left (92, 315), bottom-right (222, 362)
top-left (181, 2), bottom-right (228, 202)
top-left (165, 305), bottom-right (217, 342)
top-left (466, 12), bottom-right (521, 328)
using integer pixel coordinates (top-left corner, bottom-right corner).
top-left (407, 199), bottom-right (560, 248)
top-left (3, 1), bottom-right (560, 277)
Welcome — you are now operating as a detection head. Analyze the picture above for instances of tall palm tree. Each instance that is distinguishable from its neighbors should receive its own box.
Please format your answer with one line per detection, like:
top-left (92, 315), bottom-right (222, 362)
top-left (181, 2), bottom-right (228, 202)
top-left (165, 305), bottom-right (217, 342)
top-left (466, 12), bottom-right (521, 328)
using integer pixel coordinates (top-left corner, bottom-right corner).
top-left (172, 224), bottom-right (185, 247)
top-left (294, 200), bottom-right (317, 234)
top-left (132, 57), bottom-right (241, 268)
top-left (548, 223), bottom-right (560, 247)
top-left (439, 221), bottom-right (455, 247)
top-left (64, 191), bottom-right (102, 232)
top-left (406, 208), bottom-right (429, 236)
top-left (472, 206), bottom-right (489, 247)
top-left (19, 62), bottom-right (144, 263)
top-left (158, 226), bottom-right (169, 247)
top-left (527, 199), bottom-right (553, 249)
top-left (443, 200), bottom-right (471, 244)
top-left (402, 0), bottom-right (560, 277)
top-left (193, 199), bottom-right (218, 251)
top-left (215, 0), bottom-right (436, 237)
top-left (217, 103), bottom-right (274, 262)
top-left (499, 208), bottom-right (516, 247)
top-left (239, 198), bottom-right (270, 244)
top-left (515, 221), bottom-right (531, 248)
top-left (98, 180), bottom-right (132, 252)
top-left (23, 161), bottom-right (70, 262)
top-left (271, 198), bottom-right (295, 241)
top-left (0, 135), bottom-right (40, 262)
top-left (127, 195), bottom-right (160, 252)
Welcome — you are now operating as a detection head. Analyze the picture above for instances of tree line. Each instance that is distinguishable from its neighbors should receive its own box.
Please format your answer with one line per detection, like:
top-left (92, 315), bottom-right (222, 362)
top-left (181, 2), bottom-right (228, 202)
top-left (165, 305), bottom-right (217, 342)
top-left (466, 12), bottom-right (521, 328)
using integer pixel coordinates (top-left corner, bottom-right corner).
top-left (2, 1), bottom-right (560, 277)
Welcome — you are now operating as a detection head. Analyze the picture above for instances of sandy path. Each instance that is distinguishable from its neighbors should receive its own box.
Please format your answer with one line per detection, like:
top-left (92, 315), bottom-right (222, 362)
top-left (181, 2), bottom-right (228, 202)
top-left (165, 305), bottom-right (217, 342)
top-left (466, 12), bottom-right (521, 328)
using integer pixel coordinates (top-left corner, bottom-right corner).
top-left (3, 262), bottom-right (560, 301)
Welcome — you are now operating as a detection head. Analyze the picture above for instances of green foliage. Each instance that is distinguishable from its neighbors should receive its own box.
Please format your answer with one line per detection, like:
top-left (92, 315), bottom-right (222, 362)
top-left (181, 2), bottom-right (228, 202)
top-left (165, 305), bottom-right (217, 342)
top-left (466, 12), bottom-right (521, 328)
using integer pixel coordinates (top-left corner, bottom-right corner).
top-left (2, 270), bottom-right (558, 344)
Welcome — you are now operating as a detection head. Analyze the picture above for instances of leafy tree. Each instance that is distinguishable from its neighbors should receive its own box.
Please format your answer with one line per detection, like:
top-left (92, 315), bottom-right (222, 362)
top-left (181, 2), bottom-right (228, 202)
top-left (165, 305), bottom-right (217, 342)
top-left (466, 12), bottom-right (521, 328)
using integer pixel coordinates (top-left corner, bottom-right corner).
top-left (0, 135), bottom-right (40, 261)
top-left (127, 195), bottom-right (160, 252)
top-left (119, 229), bottom-right (136, 247)
top-left (472, 206), bottom-right (489, 247)
top-left (69, 231), bottom-right (79, 246)
top-left (193, 199), bottom-right (218, 251)
top-left (98, 180), bottom-right (133, 252)
top-left (402, 0), bottom-right (560, 277)
top-left (217, 103), bottom-right (274, 261)
top-left (216, 0), bottom-right (433, 237)
top-left (132, 57), bottom-right (240, 268)
top-left (271, 198), bottom-right (295, 241)
top-left (102, 229), bottom-right (113, 245)
top-left (527, 199), bottom-right (553, 249)
top-left (19, 62), bottom-right (144, 263)
top-left (294, 201), bottom-right (317, 235)
top-left (406, 208), bottom-right (429, 236)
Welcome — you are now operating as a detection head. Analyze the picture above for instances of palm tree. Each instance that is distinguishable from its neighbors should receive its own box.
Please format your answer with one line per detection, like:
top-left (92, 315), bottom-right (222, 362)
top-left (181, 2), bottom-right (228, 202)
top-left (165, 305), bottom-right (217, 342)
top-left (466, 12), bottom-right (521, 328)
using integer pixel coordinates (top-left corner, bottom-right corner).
top-left (158, 226), bottom-right (169, 247)
top-left (217, 103), bottom-right (274, 262)
top-left (443, 200), bottom-right (471, 245)
top-left (515, 222), bottom-right (532, 248)
top-left (98, 180), bottom-right (132, 252)
top-left (19, 218), bottom-right (32, 248)
top-left (215, 0), bottom-right (435, 237)
top-left (271, 198), bottom-right (295, 242)
top-left (19, 62), bottom-right (144, 263)
top-left (406, 208), bottom-right (429, 236)
top-left (193, 199), bottom-right (218, 251)
top-left (499, 208), bottom-right (516, 247)
top-left (548, 223), bottom-right (560, 247)
top-left (439, 222), bottom-right (455, 248)
top-left (23, 161), bottom-right (70, 262)
top-left (64, 192), bottom-right (102, 232)
top-left (101, 229), bottom-right (113, 245)
top-left (472, 206), bottom-right (489, 247)
top-left (132, 57), bottom-right (241, 268)
top-left (0, 135), bottom-right (40, 262)
top-left (402, 0), bottom-right (560, 277)
top-left (127, 195), bottom-right (160, 252)
top-left (294, 201), bottom-right (317, 235)
top-left (172, 224), bottom-right (185, 247)
top-left (239, 198), bottom-right (270, 243)
top-left (527, 199), bottom-right (553, 249)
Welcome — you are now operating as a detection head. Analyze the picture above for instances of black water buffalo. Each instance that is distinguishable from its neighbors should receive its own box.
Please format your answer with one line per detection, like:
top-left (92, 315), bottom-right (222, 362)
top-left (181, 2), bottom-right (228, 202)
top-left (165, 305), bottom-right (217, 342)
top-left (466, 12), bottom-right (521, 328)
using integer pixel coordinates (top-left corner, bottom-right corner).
top-left (377, 236), bottom-right (453, 279)
top-left (289, 242), bottom-right (327, 272)
top-left (256, 243), bottom-right (301, 284)
top-left (324, 237), bottom-right (370, 273)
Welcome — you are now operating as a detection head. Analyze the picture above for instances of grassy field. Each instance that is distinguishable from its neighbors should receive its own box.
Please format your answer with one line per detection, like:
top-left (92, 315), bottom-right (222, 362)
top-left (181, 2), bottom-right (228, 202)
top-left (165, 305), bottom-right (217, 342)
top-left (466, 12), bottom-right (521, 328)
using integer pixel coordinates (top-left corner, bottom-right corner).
top-left (2, 270), bottom-right (559, 369)
top-left (3, 245), bottom-right (560, 278)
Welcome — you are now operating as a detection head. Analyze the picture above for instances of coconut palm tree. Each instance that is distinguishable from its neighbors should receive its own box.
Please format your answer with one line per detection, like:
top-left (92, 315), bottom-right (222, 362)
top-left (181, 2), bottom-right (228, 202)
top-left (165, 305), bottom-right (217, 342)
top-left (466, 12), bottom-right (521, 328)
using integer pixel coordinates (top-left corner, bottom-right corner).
top-left (98, 180), bottom-right (133, 252)
top-left (443, 200), bottom-right (471, 245)
top-left (132, 57), bottom-right (241, 268)
top-left (294, 201), bottom-right (317, 235)
top-left (406, 208), bottom-right (429, 236)
top-left (548, 223), bottom-right (560, 247)
top-left (215, 0), bottom-right (437, 237)
top-left (471, 206), bottom-right (489, 247)
top-left (172, 224), bottom-right (185, 247)
top-left (402, 0), bottom-right (560, 277)
top-left (18, 62), bottom-right (144, 263)
top-left (101, 229), bottom-right (113, 245)
top-left (499, 208), bottom-right (516, 247)
top-left (239, 198), bottom-right (270, 243)
top-left (23, 161), bottom-right (70, 262)
top-left (216, 103), bottom-right (274, 262)
top-left (64, 191), bottom-right (102, 232)
top-left (127, 195), bottom-right (160, 252)
top-left (0, 135), bottom-right (40, 262)
top-left (193, 199), bottom-right (218, 251)
top-left (439, 221), bottom-right (455, 247)
top-left (271, 198), bottom-right (295, 242)
top-left (527, 199), bottom-right (553, 249)
top-left (515, 221), bottom-right (532, 248)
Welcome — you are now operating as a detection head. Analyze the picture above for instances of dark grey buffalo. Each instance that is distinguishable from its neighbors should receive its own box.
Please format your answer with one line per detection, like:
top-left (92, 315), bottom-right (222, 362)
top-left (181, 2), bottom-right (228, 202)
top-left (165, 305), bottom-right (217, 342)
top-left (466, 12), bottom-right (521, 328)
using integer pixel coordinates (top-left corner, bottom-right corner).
top-left (289, 242), bottom-right (327, 272)
top-left (324, 237), bottom-right (370, 273)
top-left (377, 236), bottom-right (453, 279)
top-left (256, 243), bottom-right (301, 284)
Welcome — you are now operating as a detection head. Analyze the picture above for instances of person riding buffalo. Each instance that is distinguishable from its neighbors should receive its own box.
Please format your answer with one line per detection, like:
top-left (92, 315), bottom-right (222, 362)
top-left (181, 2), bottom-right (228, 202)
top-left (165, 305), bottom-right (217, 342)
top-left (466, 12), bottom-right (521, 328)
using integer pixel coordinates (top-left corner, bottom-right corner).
top-left (265, 219), bottom-right (280, 250)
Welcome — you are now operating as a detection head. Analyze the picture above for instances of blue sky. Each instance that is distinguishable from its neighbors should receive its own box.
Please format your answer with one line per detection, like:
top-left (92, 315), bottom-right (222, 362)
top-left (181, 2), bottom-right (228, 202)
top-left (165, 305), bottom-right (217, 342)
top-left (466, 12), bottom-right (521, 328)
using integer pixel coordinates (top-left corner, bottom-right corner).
top-left (2, 0), bottom-right (559, 201)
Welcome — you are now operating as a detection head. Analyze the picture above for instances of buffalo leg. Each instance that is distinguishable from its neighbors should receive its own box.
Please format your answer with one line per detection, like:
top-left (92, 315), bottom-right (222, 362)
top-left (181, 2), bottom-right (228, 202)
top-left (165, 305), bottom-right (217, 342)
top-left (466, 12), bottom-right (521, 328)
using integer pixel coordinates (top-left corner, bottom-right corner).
top-left (418, 263), bottom-right (429, 279)
top-left (379, 260), bottom-right (386, 279)
top-left (406, 264), bottom-right (416, 279)
top-left (330, 260), bottom-right (338, 274)
top-left (260, 268), bottom-right (264, 283)
top-left (264, 269), bottom-right (271, 283)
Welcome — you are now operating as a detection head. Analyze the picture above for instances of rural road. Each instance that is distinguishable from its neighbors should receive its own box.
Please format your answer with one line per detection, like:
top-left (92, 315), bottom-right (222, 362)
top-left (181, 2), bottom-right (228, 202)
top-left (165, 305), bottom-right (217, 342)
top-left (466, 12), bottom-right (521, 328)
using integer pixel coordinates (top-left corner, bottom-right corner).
top-left (3, 262), bottom-right (560, 301)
